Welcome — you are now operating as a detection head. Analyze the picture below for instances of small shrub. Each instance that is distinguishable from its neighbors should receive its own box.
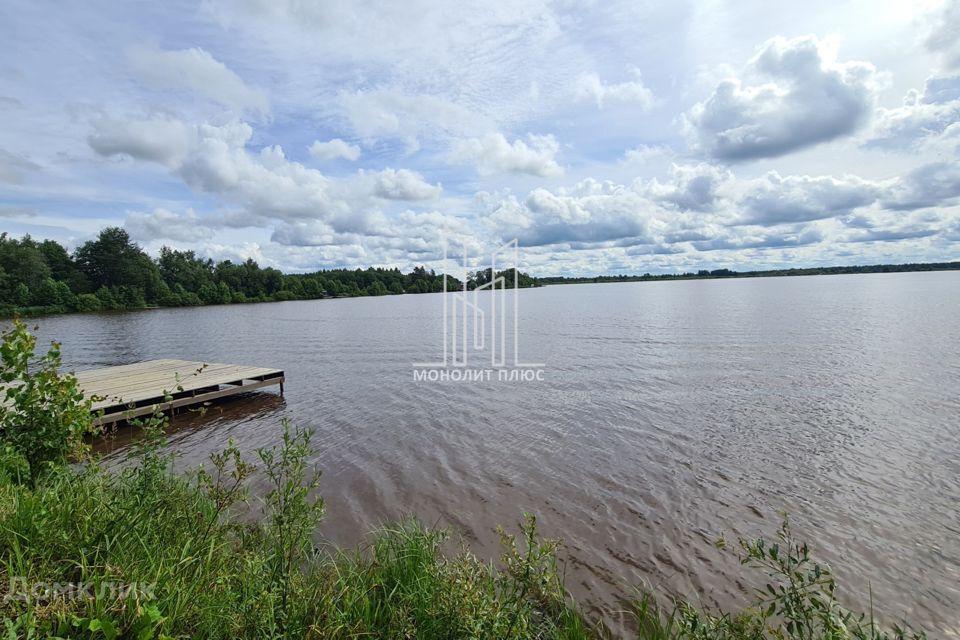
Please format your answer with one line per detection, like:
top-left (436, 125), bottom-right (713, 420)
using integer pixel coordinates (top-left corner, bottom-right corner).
top-left (257, 420), bottom-right (324, 634)
top-left (0, 320), bottom-right (93, 483)
top-left (74, 293), bottom-right (102, 312)
top-left (633, 516), bottom-right (927, 640)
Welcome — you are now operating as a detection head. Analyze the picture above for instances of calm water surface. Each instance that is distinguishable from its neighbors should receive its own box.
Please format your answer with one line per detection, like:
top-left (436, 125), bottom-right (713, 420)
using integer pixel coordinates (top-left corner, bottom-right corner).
top-left (32, 271), bottom-right (960, 636)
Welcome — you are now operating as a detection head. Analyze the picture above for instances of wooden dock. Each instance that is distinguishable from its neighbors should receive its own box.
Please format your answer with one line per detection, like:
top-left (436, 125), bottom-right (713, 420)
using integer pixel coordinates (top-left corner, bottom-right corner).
top-left (75, 359), bottom-right (284, 426)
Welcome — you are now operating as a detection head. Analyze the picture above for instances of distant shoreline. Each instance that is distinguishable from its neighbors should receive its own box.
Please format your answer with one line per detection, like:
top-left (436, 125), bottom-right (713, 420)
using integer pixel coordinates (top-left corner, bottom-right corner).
top-left (3, 227), bottom-right (958, 320)
top-left (537, 260), bottom-right (960, 286)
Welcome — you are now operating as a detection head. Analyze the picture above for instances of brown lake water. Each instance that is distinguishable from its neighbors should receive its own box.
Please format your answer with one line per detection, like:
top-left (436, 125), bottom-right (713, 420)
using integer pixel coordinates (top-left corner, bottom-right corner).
top-left (30, 271), bottom-right (960, 636)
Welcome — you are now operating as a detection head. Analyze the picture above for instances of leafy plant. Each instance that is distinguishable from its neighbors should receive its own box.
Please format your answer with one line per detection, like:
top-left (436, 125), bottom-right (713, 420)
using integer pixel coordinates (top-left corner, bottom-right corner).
top-left (257, 419), bottom-right (325, 634)
top-left (0, 319), bottom-right (93, 484)
top-left (195, 436), bottom-right (256, 544)
top-left (497, 512), bottom-right (568, 636)
top-left (125, 395), bottom-right (178, 497)
top-left (633, 516), bottom-right (927, 640)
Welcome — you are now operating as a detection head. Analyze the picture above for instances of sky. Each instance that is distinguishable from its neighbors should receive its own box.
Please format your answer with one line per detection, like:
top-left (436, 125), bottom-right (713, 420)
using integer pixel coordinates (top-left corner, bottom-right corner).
top-left (0, 0), bottom-right (958, 276)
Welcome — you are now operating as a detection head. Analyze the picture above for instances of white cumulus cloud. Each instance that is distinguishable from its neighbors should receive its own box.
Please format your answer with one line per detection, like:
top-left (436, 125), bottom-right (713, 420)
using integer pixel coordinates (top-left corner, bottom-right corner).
top-left (687, 35), bottom-right (878, 161)
top-left (866, 75), bottom-right (960, 152)
top-left (309, 138), bottom-right (362, 161)
top-left (90, 116), bottom-right (448, 243)
top-left (574, 70), bottom-right (654, 109)
top-left (128, 46), bottom-right (267, 114)
top-left (645, 163), bottom-right (733, 212)
top-left (124, 208), bottom-right (214, 242)
top-left (451, 133), bottom-right (563, 176)
top-left (339, 90), bottom-right (491, 149)
top-left (736, 173), bottom-right (883, 225)
top-left (370, 168), bottom-right (442, 201)
top-left (926, 0), bottom-right (960, 70)
top-left (88, 115), bottom-right (196, 167)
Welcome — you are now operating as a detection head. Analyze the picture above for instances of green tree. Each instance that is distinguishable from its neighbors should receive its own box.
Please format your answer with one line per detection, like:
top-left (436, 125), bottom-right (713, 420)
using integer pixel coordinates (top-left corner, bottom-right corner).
top-left (0, 233), bottom-right (51, 302)
top-left (94, 286), bottom-right (118, 309)
top-left (38, 239), bottom-right (88, 292)
top-left (75, 293), bottom-right (102, 312)
top-left (158, 247), bottom-right (215, 292)
top-left (301, 278), bottom-right (321, 298)
top-left (366, 281), bottom-right (389, 296)
top-left (115, 285), bottom-right (147, 309)
top-left (74, 227), bottom-right (156, 291)
top-left (198, 283), bottom-right (219, 305)
top-left (471, 267), bottom-right (493, 288)
top-left (172, 283), bottom-right (201, 306)
top-left (282, 277), bottom-right (304, 298)
top-left (31, 277), bottom-right (66, 307)
top-left (263, 268), bottom-right (283, 295)
top-left (54, 280), bottom-right (76, 308)
top-left (14, 283), bottom-right (30, 306)
top-left (215, 281), bottom-right (232, 304)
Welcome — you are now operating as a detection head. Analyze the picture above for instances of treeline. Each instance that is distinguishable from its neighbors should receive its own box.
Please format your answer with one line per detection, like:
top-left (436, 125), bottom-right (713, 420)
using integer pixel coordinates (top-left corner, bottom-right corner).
top-left (0, 228), bottom-right (536, 316)
top-left (538, 261), bottom-right (960, 285)
top-left (3, 226), bottom-right (955, 317)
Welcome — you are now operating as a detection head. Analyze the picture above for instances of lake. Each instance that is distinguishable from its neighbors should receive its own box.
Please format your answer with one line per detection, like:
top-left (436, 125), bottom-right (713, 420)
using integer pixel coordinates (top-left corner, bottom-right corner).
top-left (32, 271), bottom-right (960, 636)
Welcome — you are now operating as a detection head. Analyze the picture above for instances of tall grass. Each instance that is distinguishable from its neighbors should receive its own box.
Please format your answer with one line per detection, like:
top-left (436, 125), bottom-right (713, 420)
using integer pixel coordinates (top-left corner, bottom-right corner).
top-left (0, 427), bottom-right (931, 639)
top-left (0, 421), bottom-right (596, 638)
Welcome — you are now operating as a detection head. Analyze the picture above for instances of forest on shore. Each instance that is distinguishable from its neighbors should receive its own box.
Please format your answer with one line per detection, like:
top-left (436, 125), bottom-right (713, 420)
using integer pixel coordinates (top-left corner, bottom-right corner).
top-left (538, 262), bottom-right (960, 284)
top-left (0, 229), bottom-right (536, 316)
top-left (1, 227), bottom-right (956, 317)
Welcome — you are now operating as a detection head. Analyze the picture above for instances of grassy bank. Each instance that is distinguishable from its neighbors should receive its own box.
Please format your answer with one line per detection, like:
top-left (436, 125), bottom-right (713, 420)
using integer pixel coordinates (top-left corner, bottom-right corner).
top-left (0, 437), bottom-right (591, 638)
top-left (0, 321), bottom-right (930, 639)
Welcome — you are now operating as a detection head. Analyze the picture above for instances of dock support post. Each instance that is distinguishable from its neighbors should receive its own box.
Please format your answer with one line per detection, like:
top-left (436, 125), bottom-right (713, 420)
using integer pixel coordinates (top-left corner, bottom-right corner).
top-left (280, 381), bottom-right (284, 396)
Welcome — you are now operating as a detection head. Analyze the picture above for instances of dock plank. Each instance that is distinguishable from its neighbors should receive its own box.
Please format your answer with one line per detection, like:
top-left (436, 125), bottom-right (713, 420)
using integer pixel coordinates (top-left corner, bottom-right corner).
top-left (73, 359), bottom-right (184, 383)
top-left (72, 359), bottom-right (284, 426)
top-left (77, 362), bottom-right (274, 395)
top-left (86, 370), bottom-right (281, 409)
